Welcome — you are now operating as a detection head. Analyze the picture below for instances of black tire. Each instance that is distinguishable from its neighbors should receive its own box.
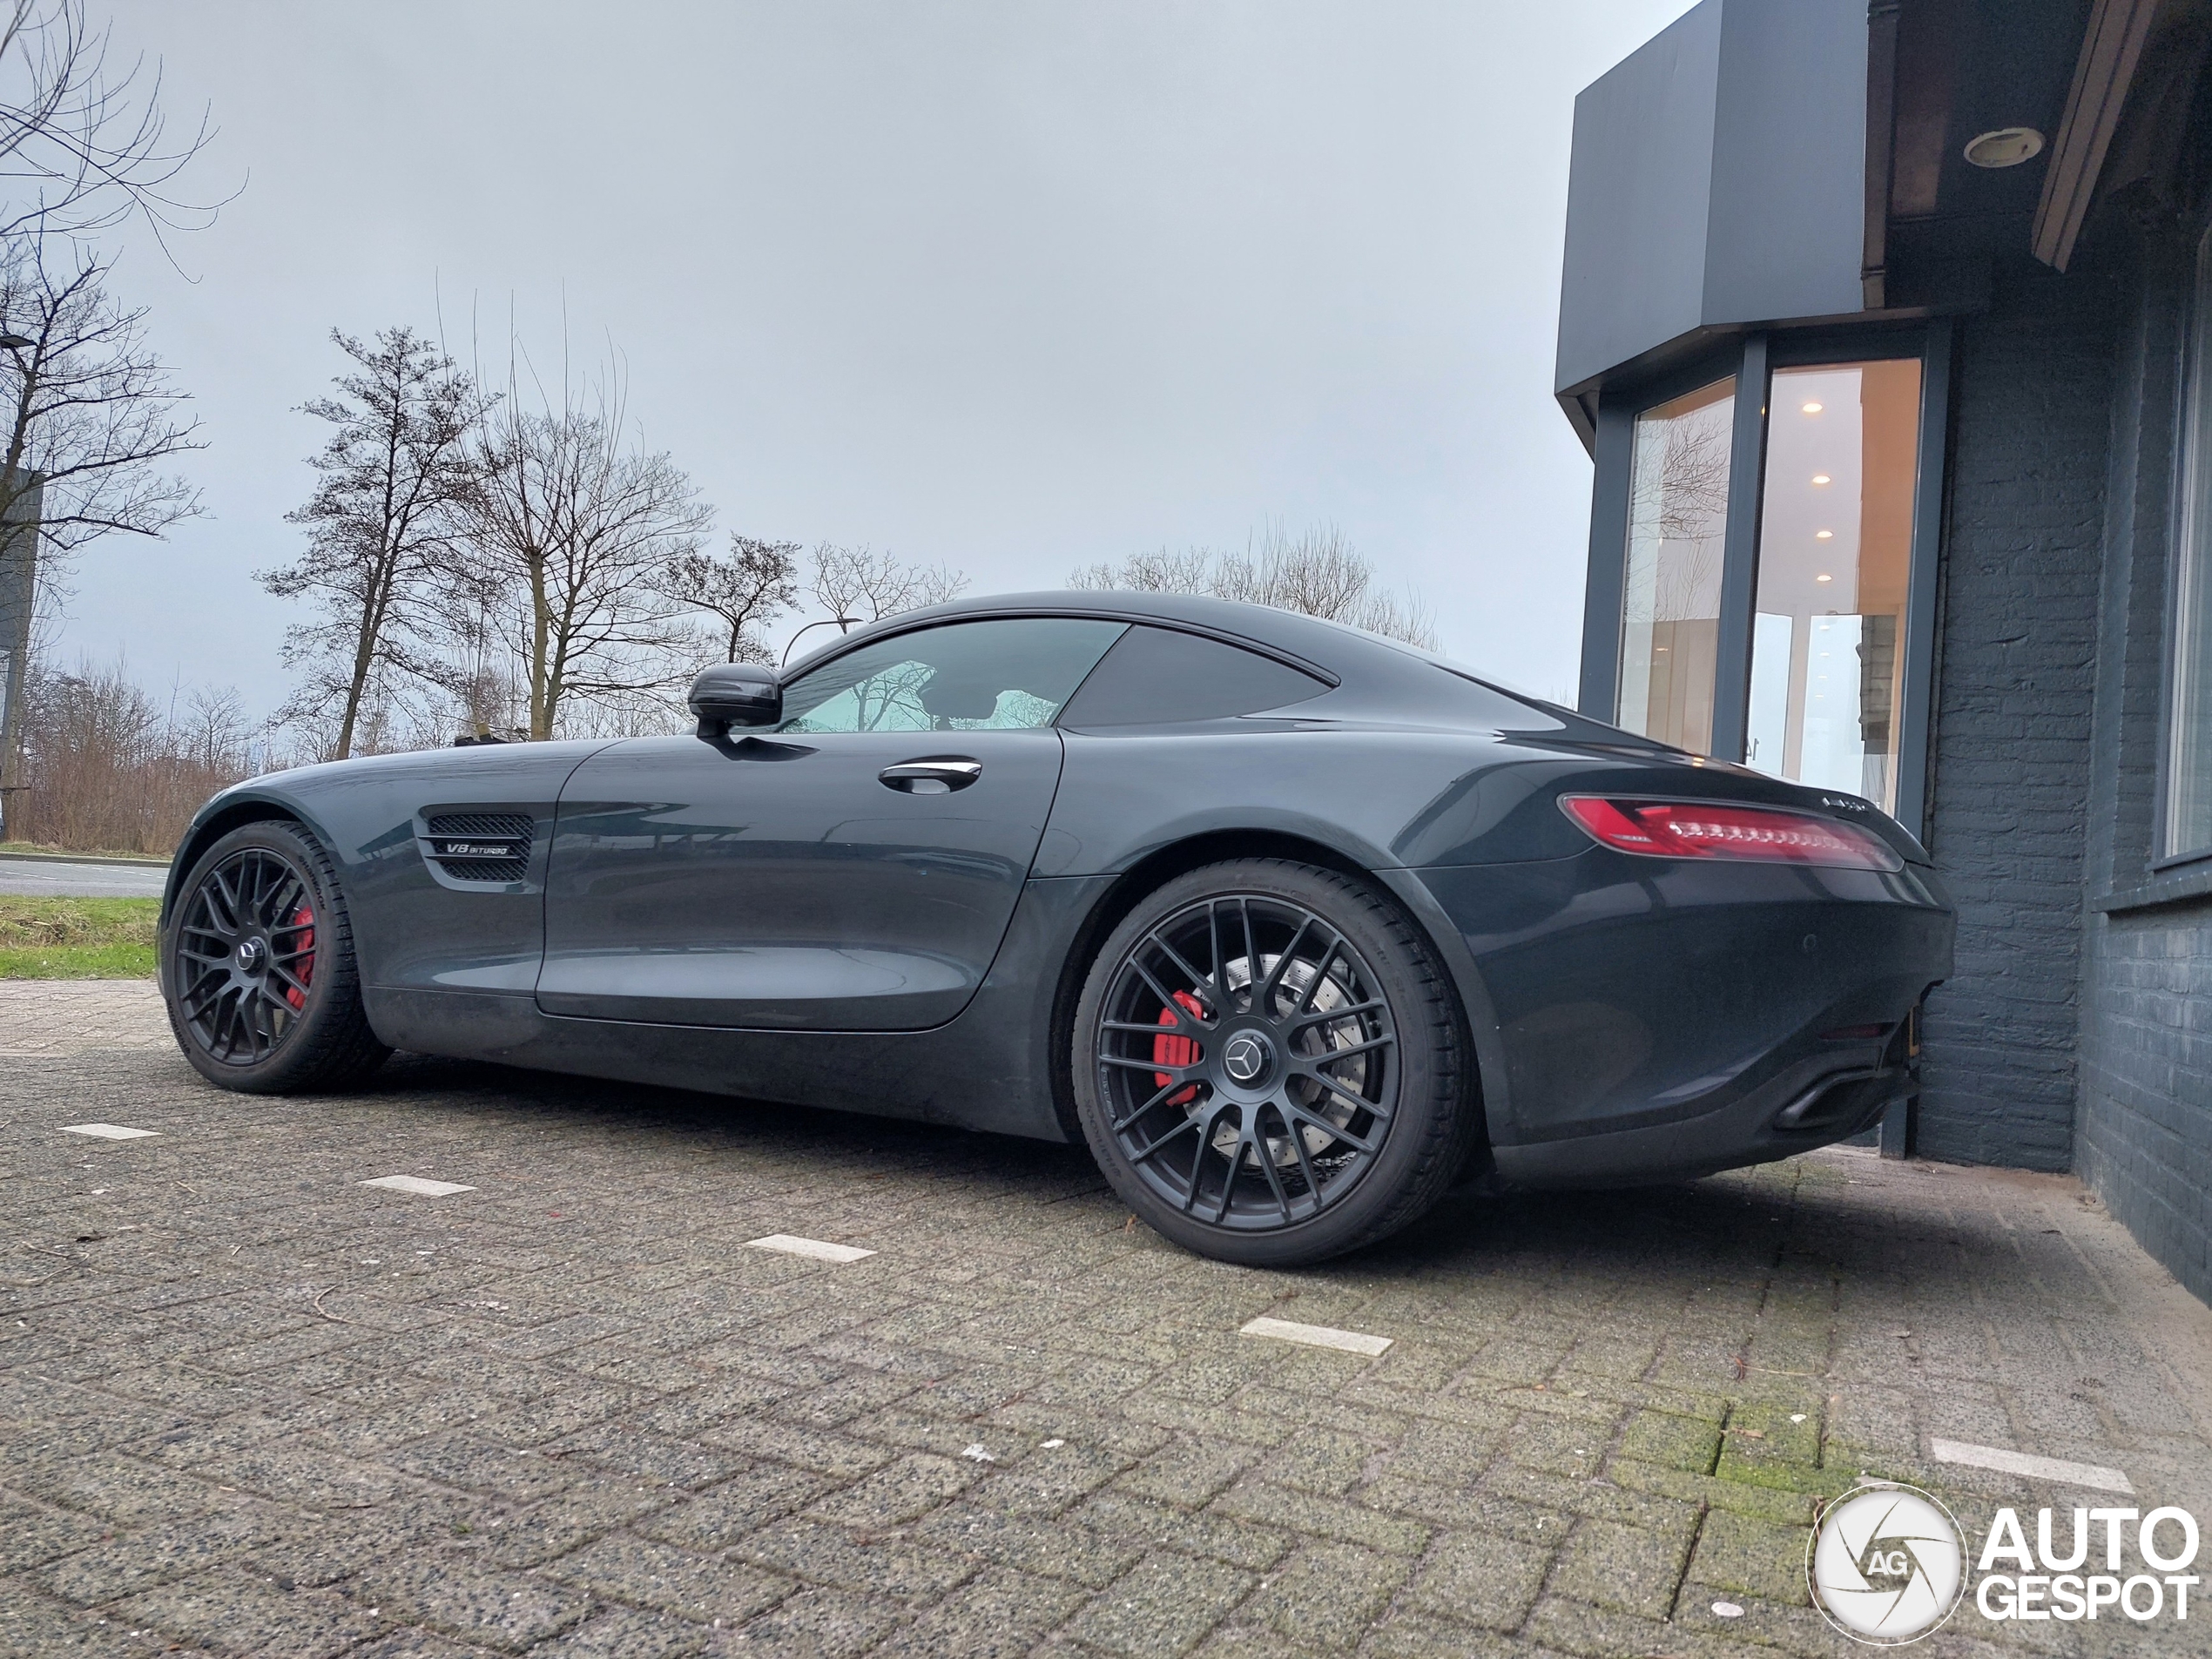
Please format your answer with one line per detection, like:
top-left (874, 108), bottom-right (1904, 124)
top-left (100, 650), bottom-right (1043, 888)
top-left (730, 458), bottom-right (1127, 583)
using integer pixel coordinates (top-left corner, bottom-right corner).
top-left (162, 819), bottom-right (391, 1094)
top-left (1071, 858), bottom-right (1476, 1267)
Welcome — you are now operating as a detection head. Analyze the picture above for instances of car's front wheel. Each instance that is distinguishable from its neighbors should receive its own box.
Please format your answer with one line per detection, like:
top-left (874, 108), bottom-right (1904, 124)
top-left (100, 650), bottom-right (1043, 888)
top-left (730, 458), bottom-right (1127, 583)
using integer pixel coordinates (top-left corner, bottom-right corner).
top-left (1072, 858), bottom-right (1476, 1267)
top-left (162, 820), bottom-right (390, 1093)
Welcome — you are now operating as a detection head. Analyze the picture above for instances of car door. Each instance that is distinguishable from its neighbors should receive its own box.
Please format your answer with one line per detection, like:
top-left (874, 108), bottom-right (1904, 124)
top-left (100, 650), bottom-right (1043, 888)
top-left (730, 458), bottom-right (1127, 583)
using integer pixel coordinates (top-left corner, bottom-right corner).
top-left (537, 615), bottom-right (1127, 1030)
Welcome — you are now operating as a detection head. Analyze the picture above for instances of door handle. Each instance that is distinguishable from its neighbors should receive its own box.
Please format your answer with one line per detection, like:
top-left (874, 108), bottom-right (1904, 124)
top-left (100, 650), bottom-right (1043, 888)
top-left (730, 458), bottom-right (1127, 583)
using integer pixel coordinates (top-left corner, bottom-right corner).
top-left (879, 757), bottom-right (982, 794)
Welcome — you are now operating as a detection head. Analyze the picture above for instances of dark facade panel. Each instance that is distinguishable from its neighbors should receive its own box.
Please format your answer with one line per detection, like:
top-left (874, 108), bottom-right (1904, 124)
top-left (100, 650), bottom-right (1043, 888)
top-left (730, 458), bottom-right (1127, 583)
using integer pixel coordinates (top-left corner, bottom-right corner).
top-left (1702, 0), bottom-right (1868, 327)
top-left (1554, 0), bottom-right (1868, 399)
top-left (1554, 2), bottom-right (1720, 399)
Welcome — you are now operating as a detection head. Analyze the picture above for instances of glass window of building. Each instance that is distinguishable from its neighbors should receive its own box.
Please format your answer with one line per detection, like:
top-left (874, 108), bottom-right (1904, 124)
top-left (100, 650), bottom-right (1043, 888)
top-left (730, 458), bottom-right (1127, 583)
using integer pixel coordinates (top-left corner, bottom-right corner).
top-left (2168, 229), bottom-right (2212, 860)
top-left (1743, 360), bottom-right (1921, 813)
top-left (1617, 378), bottom-right (1735, 752)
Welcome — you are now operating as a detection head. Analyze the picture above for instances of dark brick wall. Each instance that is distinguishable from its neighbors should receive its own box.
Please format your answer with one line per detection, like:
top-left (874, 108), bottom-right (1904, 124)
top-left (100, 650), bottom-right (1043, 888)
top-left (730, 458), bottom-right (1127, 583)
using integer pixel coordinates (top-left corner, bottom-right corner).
top-left (1917, 264), bottom-right (2116, 1170)
top-left (2081, 911), bottom-right (2212, 1299)
top-left (2074, 233), bottom-right (2212, 1304)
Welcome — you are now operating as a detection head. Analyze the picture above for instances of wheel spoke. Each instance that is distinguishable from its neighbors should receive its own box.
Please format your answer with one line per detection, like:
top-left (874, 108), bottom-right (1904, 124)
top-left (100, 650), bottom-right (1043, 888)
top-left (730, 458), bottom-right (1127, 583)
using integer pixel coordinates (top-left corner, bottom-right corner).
top-left (1126, 957), bottom-right (1187, 1026)
top-left (1290, 998), bottom-right (1384, 1032)
top-left (1310, 1034), bottom-right (1395, 1065)
top-left (1281, 1101), bottom-right (1328, 1210)
top-left (1251, 1111), bottom-right (1296, 1224)
top-left (1294, 931), bottom-right (1346, 1015)
top-left (179, 972), bottom-right (228, 1018)
top-left (1146, 932), bottom-right (1215, 1009)
top-left (1255, 913), bottom-right (1313, 1013)
top-left (1284, 1096), bottom-right (1380, 1154)
top-left (260, 873), bottom-right (304, 931)
top-left (204, 871), bottom-right (241, 933)
top-left (1211, 1124), bottom-right (1243, 1224)
top-left (1100, 1052), bottom-right (1193, 1077)
top-left (1128, 1116), bottom-right (1199, 1164)
top-left (1297, 1068), bottom-right (1393, 1123)
top-left (1238, 899), bottom-right (1258, 1010)
top-left (1111, 1074), bottom-right (1196, 1132)
top-left (1182, 1102), bottom-right (1233, 1213)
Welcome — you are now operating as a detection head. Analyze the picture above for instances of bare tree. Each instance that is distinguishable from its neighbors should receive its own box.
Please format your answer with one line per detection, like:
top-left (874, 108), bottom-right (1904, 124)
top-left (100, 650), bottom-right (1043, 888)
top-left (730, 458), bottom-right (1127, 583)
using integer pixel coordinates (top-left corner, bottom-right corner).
top-left (1071, 522), bottom-right (1436, 647)
top-left (456, 349), bottom-right (713, 739)
top-left (654, 534), bottom-right (799, 664)
top-left (0, 234), bottom-right (200, 830)
top-left (0, 237), bottom-right (199, 549)
top-left (0, 0), bottom-right (228, 252)
top-left (13, 653), bottom-right (260, 853)
top-left (259, 327), bottom-right (483, 759)
top-left (809, 542), bottom-right (965, 627)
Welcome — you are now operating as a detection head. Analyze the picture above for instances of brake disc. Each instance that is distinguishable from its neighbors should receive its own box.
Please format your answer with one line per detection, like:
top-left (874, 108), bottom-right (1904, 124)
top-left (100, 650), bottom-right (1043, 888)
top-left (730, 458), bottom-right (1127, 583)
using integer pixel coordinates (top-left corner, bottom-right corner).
top-left (1197, 953), bottom-right (1370, 1169)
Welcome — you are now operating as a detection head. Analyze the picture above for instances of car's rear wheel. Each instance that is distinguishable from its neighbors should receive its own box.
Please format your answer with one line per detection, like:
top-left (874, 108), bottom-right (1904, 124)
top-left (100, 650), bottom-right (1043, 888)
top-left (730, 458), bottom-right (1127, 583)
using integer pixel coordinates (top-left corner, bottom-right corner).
top-left (1072, 858), bottom-right (1476, 1266)
top-left (162, 820), bottom-right (390, 1093)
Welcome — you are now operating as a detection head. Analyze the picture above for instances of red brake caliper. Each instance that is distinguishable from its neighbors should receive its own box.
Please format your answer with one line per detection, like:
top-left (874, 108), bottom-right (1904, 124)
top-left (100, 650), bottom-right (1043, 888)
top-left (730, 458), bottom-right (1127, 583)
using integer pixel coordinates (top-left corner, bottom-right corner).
top-left (1152, 990), bottom-right (1207, 1105)
top-left (285, 903), bottom-right (316, 1010)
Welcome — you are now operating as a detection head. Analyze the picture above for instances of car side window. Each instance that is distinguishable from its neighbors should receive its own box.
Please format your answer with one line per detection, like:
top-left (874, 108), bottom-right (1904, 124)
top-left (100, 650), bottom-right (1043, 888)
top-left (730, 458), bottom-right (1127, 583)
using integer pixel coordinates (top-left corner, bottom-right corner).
top-left (779, 617), bottom-right (1128, 734)
top-left (1055, 624), bottom-right (1329, 726)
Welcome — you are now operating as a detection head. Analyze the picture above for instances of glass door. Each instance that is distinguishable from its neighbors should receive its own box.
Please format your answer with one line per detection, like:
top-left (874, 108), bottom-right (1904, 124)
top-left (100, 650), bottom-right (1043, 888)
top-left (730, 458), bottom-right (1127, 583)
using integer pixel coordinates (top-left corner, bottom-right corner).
top-left (1590, 333), bottom-right (1940, 825)
top-left (1743, 361), bottom-right (1922, 813)
top-left (1615, 377), bottom-right (1735, 753)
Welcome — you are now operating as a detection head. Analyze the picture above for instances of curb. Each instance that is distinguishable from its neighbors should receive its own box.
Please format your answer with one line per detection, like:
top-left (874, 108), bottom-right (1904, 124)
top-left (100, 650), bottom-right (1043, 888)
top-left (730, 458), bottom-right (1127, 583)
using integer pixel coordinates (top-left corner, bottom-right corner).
top-left (0, 849), bottom-right (173, 870)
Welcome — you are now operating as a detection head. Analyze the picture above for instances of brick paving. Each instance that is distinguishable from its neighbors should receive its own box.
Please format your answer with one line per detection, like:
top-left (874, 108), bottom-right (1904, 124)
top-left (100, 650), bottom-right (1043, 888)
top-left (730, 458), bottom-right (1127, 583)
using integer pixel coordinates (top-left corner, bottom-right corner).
top-left (0, 981), bottom-right (169, 1059)
top-left (3, 981), bottom-right (2210, 1657)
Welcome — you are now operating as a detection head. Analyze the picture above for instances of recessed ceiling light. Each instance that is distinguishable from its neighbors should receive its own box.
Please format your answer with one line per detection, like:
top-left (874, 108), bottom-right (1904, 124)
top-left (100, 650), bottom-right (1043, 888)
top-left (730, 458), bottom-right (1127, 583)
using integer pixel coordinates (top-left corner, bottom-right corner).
top-left (1811, 474), bottom-right (1831, 485)
top-left (1817, 573), bottom-right (1833, 582)
top-left (1816, 529), bottom-right (1834, 540)
top-left (1964, 127), bottom-right (2045, 169)
top-left (1802, 401), bottom-right (1824, 414)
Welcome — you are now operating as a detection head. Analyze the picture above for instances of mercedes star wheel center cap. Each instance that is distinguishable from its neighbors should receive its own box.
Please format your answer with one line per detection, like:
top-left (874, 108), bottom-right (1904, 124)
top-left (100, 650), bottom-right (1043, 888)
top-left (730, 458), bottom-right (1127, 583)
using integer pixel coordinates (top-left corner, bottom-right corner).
top-left (1223, 1030), bottom-right (1271, 1084)
top-left (237, 938), bottom-right (266, 973)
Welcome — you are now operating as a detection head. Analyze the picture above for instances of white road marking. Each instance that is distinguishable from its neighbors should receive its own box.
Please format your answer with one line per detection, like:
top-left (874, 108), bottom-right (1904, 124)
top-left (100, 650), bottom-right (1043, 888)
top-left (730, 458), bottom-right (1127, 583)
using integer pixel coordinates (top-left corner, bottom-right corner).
top-left (745, 1234), bottom-right (875, 1263)
top-left (59, 1123), bottom-right (158, 1140)
top-left (1239, 1315), bottom-right (1393, 1356)
top-left (1930, 1438), bottom-right (2134, 1494)
top-left (360, 1176), bottom-right (476, 1197)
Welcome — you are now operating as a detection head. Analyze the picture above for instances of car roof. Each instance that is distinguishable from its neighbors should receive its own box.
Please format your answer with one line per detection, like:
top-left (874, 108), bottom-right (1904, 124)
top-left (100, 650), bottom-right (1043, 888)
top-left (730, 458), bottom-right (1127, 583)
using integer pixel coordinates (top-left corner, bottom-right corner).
top-left (789, 589), bottom-right (1413, 686)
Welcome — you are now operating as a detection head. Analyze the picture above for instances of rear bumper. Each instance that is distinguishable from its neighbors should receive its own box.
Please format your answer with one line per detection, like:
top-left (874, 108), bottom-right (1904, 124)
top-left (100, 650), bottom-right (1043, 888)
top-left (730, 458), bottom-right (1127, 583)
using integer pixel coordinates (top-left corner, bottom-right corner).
top-left (1408, 848), bottom-right (1953, 1187)
top-left (1487, 1044), bottom-right (1912, 1187)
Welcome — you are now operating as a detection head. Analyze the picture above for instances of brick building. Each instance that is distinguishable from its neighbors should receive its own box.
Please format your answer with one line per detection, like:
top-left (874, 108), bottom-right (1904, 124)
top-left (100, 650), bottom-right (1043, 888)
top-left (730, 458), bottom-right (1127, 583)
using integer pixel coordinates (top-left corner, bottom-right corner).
top-left (1558, 0), bottom-right (2212, 1298)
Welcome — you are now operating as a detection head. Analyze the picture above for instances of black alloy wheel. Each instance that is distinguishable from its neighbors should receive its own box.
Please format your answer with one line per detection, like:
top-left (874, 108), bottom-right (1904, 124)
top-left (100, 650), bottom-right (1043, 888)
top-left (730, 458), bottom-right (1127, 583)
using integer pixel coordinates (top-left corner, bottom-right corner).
top-left (162, 820), bottom-right (389, 1093)
top-left (1073, 858), bottom-right (1477, 1266)
top-left (172, 845), bottom-right (320, 1063)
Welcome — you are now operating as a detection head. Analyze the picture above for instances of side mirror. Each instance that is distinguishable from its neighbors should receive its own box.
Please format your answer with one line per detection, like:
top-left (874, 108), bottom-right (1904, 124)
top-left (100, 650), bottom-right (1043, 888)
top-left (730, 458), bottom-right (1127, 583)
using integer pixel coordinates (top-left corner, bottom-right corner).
top-left (689, 662), bottom-right (782, 738)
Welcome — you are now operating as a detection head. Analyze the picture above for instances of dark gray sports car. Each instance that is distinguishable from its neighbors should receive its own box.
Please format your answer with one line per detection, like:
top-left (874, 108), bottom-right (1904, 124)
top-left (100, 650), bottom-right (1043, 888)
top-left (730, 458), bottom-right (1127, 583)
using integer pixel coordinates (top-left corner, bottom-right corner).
top-left (159, 592), bottom-right (1953, 1264)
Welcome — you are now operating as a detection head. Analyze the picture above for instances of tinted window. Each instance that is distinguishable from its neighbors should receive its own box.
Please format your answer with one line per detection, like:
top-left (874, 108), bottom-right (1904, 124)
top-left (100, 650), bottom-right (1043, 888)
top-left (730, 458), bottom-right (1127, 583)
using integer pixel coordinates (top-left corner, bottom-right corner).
top-left (1056, 625), bottom-right (1328, 726)
top-left (780, 617), bottom-right (1127, 734)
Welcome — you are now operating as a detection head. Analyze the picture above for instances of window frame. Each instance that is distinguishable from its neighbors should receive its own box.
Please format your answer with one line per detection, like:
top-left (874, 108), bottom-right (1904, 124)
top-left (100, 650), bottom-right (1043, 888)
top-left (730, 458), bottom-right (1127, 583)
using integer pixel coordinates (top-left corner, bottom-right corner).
top-left (773, 615), bottom-right (1128, 735)
top-left (2153, 221), bottom-right (2212, 872)
top-left (1579, 322), bottom-right (1952, 835)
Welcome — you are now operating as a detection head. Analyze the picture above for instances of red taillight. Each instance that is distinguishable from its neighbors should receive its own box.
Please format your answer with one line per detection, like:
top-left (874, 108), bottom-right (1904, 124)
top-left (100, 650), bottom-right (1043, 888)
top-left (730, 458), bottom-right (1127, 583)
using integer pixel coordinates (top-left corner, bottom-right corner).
top-left (1559, 796), bottom-right (1902, 872)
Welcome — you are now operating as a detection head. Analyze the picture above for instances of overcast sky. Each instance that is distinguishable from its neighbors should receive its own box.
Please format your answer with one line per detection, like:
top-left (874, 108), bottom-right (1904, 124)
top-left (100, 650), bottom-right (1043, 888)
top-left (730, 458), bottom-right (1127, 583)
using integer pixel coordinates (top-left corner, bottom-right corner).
top-left (63, 0), bottom-right (1694, 718)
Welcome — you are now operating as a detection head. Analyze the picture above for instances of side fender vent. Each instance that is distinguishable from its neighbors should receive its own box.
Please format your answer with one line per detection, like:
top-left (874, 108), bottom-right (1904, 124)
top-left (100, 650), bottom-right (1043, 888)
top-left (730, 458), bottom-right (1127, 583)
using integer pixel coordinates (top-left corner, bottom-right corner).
top-left (421, 812), bottom-right (534, 886)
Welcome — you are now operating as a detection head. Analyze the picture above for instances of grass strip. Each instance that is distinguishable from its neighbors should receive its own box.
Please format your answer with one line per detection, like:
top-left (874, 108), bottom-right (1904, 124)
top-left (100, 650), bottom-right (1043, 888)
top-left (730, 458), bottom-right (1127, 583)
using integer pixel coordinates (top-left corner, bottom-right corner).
top-left (0, 896), bottom-right (160, 980)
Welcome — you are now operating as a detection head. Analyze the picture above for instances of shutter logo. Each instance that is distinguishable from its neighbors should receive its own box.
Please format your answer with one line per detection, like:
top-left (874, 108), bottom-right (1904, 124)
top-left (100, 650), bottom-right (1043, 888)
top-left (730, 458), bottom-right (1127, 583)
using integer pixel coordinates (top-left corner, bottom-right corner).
top-left (1808, 1483), bottom-right (1966, 1644)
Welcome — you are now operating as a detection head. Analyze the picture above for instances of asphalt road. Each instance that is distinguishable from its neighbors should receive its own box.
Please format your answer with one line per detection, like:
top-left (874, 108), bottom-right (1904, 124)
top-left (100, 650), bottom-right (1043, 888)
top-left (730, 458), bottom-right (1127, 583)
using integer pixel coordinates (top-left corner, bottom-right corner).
top-left (0, 856), bottom-right (170, 898)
